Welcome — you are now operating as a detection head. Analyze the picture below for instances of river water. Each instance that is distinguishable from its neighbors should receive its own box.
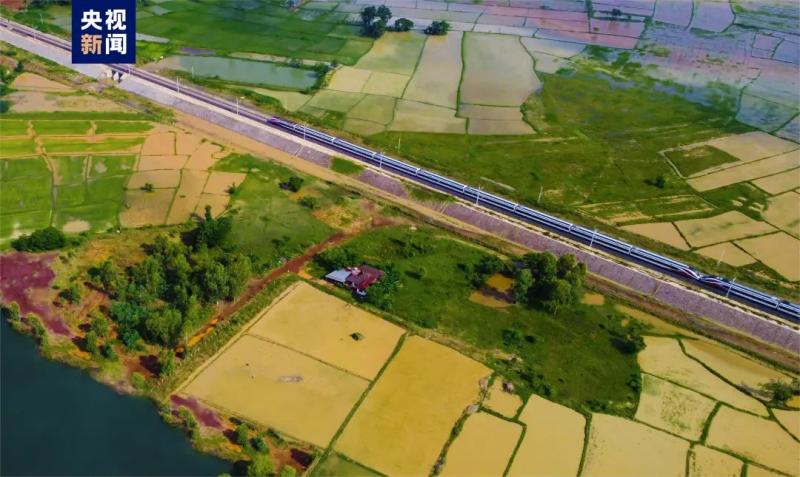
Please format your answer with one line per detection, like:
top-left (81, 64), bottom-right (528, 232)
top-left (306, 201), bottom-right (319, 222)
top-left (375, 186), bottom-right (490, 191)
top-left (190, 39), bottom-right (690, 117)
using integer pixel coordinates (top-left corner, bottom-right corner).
top-left (0, 322), bottom-right (231, 476)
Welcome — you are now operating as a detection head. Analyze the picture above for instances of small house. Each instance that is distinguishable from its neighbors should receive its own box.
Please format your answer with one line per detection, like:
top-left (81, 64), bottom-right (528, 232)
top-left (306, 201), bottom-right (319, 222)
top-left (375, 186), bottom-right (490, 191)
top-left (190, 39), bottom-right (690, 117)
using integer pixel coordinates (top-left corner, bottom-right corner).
top-left (325, 265), bottom-right (384, 297)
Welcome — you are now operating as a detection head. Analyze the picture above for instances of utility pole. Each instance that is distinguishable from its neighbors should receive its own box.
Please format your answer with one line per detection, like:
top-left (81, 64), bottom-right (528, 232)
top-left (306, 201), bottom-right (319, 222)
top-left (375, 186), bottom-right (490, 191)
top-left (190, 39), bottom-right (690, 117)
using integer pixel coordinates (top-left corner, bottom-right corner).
top-left (537, 185), bottom-right (543, 203)
top-left (716, 248), bottom-right (726, 267)
top-left (726, 278), bottom-right (736, 298)
top-left (589, 229), bottom-right (597, 247)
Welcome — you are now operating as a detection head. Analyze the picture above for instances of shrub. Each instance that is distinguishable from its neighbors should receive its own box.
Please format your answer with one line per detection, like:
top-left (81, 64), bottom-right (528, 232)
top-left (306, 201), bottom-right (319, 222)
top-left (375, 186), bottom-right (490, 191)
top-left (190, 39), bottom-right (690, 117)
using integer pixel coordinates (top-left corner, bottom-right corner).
top-left (11, 226), bottom-right (67, 252)
top-left (247, 453), bottom-right (274, 477)
top-left (283, 176), bottom-right (305, 192)
top-left (60, 283), bottom-right (82, 304)
top-left (425, 20), bottom-right (450, 35)
top-left (299, 196), bottom-right (319, 210)
top-left (393, 18), bottom-right (414, 31)
top-left (141, 182), bottom-right (155, 192)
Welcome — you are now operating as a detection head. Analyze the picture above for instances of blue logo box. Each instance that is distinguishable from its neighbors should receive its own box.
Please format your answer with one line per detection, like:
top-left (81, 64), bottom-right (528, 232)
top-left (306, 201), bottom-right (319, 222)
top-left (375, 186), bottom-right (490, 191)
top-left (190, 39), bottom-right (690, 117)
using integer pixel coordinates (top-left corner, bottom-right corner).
top-left (72, 0), bottom-right (136, 64)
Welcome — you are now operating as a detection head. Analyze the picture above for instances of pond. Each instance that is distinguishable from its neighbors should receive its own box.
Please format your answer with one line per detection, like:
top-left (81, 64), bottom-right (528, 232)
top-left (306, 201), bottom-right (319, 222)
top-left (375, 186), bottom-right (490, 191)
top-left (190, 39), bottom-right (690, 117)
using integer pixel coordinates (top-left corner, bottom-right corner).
top-left (155, 55), bottom-right (318, 90)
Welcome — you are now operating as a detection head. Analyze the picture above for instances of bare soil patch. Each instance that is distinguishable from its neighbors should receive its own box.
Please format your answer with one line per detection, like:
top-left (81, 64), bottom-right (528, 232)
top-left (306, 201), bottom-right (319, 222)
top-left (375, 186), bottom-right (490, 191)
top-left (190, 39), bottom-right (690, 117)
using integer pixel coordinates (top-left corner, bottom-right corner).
top-left (752, 168), bottom-right (800, 195)
top-left (621, 222), bottom-right (690, 250)
top-left (11, 73), bottom-right (74, 92)
top-left (247, 282), bottom-right (404, 380)
top-left (706, 406), bottom-right (800, 476)
top-left (675, 211), bottom-right (775, 248)
top-left (182, 335), bottom-right (368, 448)
top-left (335, 336), bottom-right (490, 477)
top-left (184, 142), bottom-right (223, 170)
top-left (203, 171), bottom-right (247, 195)
top-left (7, 91), bottom-right (126, 112)
top-left (582, 413), bottom-right (689, 477)
top-left (175, 132), bottom-right (204, 156)
top-left (166, 170), bottom-right (208, 225)
top-left (126, 170), bottom-right (181, 189)
top-left (707, 132), bottom-right (798, 163)
top-left (638, 337), bottom-right (767, 416)
top-left (688, 150), bottom-right (800, 192)
top-left (119, 189), bottom-right (174, 227)
top-left (736, 232), bottom-right (800, 281)
top-left (441, 412), bottom-right (521, 477)
top-left (635, 374), bottom-right (716, 440)
top-left (62, 219), bottom-right (91, 233)
top-left (508, 394), bottom-right (585, 477)
top-left (403, 32), bottom-right (463, 108)
top-left (140, 131), bottom-right (175, 156)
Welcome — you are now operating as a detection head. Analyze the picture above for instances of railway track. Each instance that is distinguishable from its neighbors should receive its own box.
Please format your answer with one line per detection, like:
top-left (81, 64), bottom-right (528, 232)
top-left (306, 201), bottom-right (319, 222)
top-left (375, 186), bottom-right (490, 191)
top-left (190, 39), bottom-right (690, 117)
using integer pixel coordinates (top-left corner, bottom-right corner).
top-left (3, 18), bottom-right (798, 324)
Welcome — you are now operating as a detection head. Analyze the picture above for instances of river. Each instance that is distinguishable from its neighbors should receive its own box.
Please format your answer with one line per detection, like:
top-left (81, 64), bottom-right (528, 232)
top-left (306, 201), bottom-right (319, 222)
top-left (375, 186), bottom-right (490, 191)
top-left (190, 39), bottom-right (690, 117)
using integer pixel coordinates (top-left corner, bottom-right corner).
top-left (0, 322), bottom-right (232, 476)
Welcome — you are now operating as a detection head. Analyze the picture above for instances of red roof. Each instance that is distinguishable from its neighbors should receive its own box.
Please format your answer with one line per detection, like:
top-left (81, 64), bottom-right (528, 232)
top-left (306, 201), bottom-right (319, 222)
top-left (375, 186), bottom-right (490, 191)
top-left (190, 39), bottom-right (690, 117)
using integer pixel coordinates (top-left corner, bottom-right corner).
top-left (345, 265), bottom-right (384, 292)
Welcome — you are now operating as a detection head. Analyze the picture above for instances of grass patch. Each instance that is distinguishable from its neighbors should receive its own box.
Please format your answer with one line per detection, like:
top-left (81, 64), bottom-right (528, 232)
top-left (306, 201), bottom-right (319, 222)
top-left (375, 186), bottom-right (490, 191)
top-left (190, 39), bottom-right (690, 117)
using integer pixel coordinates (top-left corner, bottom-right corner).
top-left (41, 136), bottom-right (144, 154)
top-left (322, 226), bottom-right (641, 416)
top-left (330, 156), bottom-right (364, 176)
top-left (53, 183), bottom-right (87, 208)
top-left (2, 111), bottom-right (149, 120)
top-left (1, 177), bottom-right (52, 214)
top-left (407, 183), bottom-right (454, 203)
top-left (32, 120), bottom-right (92, 136)
top-left (0, 138), bottom-right (37, 158)
top-left (0, 209), bottom-right (52, 244)
top-left (664, 145), bottom-right (739, 177)
top-left (213, 153), bottom-right (335, 267)
top-left (88, 155), bottom-right (137, 178)
top-left (94, 121), bottom-right (154, 135)
top-left (0, 156), bottom-right (50, 181)
top-left (310, 453), bottom-right (382, 477)
top-left (0, 119), bottom-right (30, 136)
top-left (52, 202), bottom-right (120, 232)
top-left (85, 176), bottom-right (128, 204)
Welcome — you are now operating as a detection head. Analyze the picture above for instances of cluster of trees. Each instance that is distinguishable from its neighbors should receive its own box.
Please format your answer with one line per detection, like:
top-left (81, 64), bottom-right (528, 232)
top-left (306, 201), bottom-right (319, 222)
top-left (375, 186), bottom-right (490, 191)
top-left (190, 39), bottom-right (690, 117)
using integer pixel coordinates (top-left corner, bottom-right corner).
top-left (11, 226), bottom-right (67, 252)
top-left (763, 379), bottom-right (800, 405)
top-left (316, 246), bottom-right (402, 310)
top-left (228, 422), bottom-right (297, 477)
top-left (91, 207), bottom-right (252, 350)
top-left (513, 252), bottom-right (586, 313)
top-left (359, 5), bottom-right (393, 38)
top-left (424, 20), bottom-right (450, 35)
top-left (281, 176), bottom-right (305, 193)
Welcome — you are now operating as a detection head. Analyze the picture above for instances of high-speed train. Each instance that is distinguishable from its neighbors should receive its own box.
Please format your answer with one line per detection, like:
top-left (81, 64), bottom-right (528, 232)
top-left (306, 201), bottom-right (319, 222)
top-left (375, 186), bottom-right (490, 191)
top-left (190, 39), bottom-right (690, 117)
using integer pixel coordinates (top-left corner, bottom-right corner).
top-left (4, 18), bottom-right (795, 323)
top-left (267, 116), bottom-right (800, 323)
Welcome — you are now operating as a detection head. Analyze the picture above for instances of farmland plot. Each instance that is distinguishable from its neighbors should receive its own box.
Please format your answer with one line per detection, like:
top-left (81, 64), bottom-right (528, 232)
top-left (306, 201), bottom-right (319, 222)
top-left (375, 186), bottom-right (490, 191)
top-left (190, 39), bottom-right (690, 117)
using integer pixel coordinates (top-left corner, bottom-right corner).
top-left (403, 32), bottom-right (463, 109)
top-left (440, 412), bottom-right (521, 477)
top-left (681, 339), bottom-right (794, 390)
top-left (736, 232), bottom-right (800, 281)
top-left (688, 445), bottom-right (743, 477)
top-left (634, 374), bottom-right (716, 440)
top-left (335, 336), bottom-right (489, 477)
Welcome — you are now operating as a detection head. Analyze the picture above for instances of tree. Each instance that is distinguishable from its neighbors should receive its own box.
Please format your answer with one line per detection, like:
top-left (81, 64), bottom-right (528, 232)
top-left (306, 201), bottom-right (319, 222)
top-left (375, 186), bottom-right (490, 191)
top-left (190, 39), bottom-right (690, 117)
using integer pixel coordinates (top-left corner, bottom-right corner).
top-left (144, 307), bottom-right (183, 346)
top-left (763, 379), bottom-right (799, 404)
top-left (60, 283), bottom-right (82, 304)
top-left (280, 465), bottom-right (297, 477)
top-left (235, 423), bottom-right (250, 447)
top-left (283, 176), bottom-right (304, 192)
top-left (141, 182), bottom-right (155, 192)
top-left (85, 330), bottom-right (100, 356)
top-left (193, 206), bottom-right (233, 248)
top-left (93, 259), bottom-right (123, 294)
top-left (365, 265), bottom-right (401, 310)
top-left (299, 196), bottom-right (319, 210)
top-left (393, 18), bottom-right (414, 31)
top-left (91, 314), bottom-right (110, 338)
top-left (199, 260), bottom-right (230, 302)
top-left (247, 453), bottom-right (274, 477)
top-left (224, 253), bottom-right (253, 299)
top-left (131, 256), bottom-right (166, 299)
top-left (513, 268), bottom-right (533, 304)
top-left (11, 226), bottom-right (66, 252)
top-left (360, 5), bottom-right (392, 38)
top-left (424, 20), bottom-right (450, 35)
top-left (317, 247), bottom-right (356, 270)
top-left (102, 343), bottom-right (117, 361)
top-left (524, 252), bottom-right (557, 281)
top-left (158, 348), bottom-right (176, 376)
top-left (542, 279), bottom-right (574, 313)
top-left (3, 302), bottom-right (21, 323)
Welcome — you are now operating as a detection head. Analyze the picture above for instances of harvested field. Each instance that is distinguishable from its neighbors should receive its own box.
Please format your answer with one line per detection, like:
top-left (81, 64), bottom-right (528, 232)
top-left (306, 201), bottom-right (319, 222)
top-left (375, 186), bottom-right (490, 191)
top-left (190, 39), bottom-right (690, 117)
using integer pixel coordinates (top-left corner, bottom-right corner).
top-left (247, 282), bottom-right (404, 380)
top-left (460, 33), bottom-right (539, 107)
top-left (635, 374), bottom-right (716, 440)
top-left (335, 336), bottom-right (490, 477)
top-left (675, 211), bottom-right (776, 248)
top-left (696, 243), bottom-right (756, 267)
top-left (182, 335), bottom-right (368, 448)
top-left (195, 193), bottom-right (229, 218)
top-left (354, 32), bottom-right (425, 76)
top-left (175, 133), bottom-right (204, 156)
top-left (403, 32), bottom-right (463, 109)
top-left (361, 72), bottom-right (408, 97)
top-left (10, 72), bottom-right (73, 92)
top-left (736, 232), bottom-right (800, 281)
top-left (483, 378), bottom-right (523, 418)
top-left (389, 100), bottom-right (466, 134)
top-left (621, 222), bottom-right (690, 250)
top-left (7, 91), bottom-right (126, 112)
top-left (119, 189), bottom-right (174, 227)
top-left (140, 131), bottom-right (175, 155)
top-left (763, 191), bottom-right (800, 237)
top-left (203, 171), bottom-right (247, 195)
top-left (166, 170), bottom-right (208, 225)
top-left (348, 95), bottom-right (395, 125)
top-left (184, 142), bottom-right (222, 170)
top-left (440, 412), bottom-right (521, 477)
top-left (748, 465), bottom-right (789, 477)
top-left (752, 169), bottom-right (800, 195)
top-left (707, 132), bottom-right (798, 163)
top-left (582, 413), bottom-right (689, 477)
top-left (136, 155), bottom-right (188, 171)
top-left (306, 90), bottom-right (364, 113)
top-left (773, 409), bottom-right (799, 440)
top-left (126, 170), bottom-right (181, 189)
top-left (706, 406), bottom-right (800, 476)
top-left (468, 119), bottom-right (532, 135)
top-left (638, 337), bottom-right (767, 416)
top-left (682, 339), bottom-right (793, 391)
top-left (328, 67), bottom-right (372, 93)
top-left (688, 445), bottom-right (743, 477)
top-left (507, 395), bottom-right (584, 477)
top-left (687, 150), bottom-right (800, 192)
